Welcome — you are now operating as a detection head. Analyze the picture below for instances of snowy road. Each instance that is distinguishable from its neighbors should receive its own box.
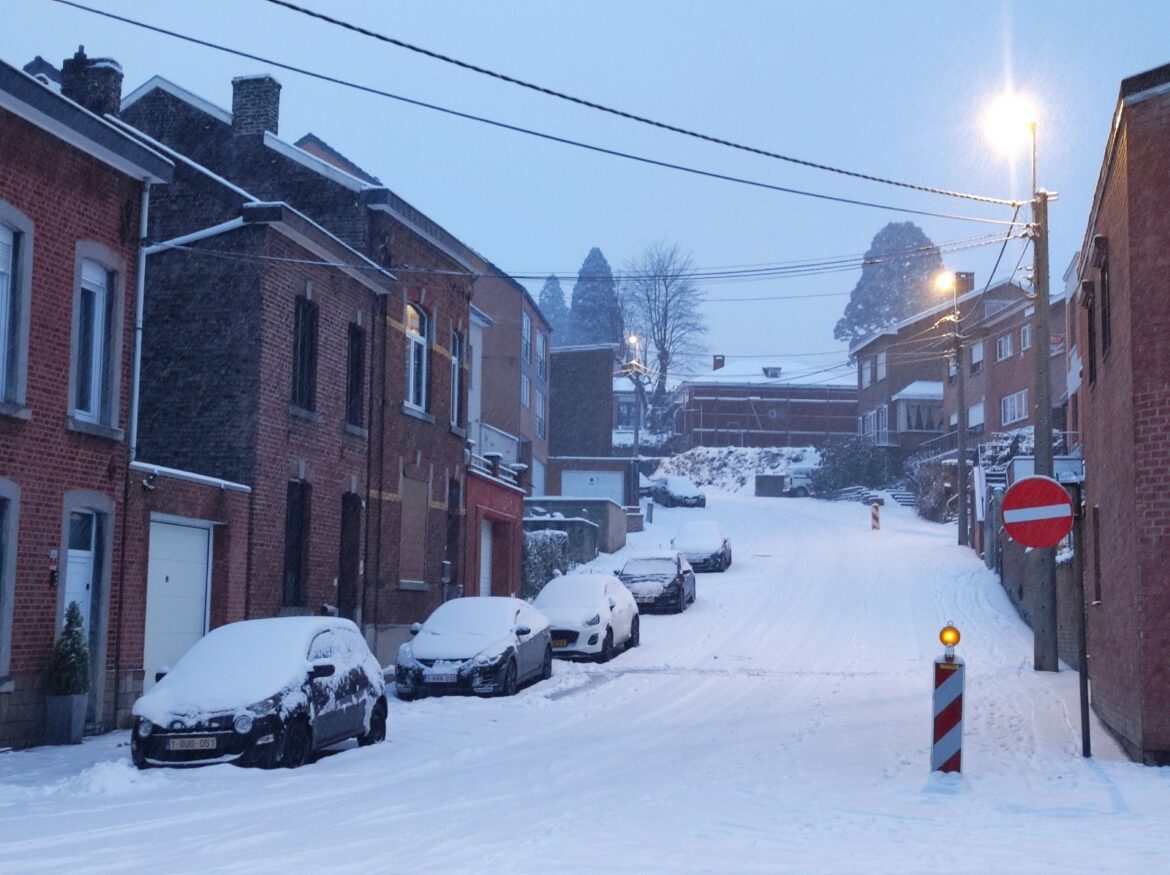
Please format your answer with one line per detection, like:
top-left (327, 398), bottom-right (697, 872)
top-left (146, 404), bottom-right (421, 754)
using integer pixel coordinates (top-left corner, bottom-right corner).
top-left (2, 494), bottom-right (1168, 873)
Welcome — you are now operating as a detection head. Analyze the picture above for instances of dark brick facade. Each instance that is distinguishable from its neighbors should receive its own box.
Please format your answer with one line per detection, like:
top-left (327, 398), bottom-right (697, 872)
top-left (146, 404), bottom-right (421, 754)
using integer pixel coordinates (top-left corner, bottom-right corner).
top-left (1075, 62), bottom-right (1170, 764)
top-left (549, 345), bottom-right (618, 457)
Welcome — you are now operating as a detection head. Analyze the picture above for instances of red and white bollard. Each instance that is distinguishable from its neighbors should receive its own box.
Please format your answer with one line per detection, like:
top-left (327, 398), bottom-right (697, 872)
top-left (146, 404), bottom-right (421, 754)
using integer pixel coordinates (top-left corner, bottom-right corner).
top-left (871, 502), bottom-right (880, 530)
top-left (932, 624), bottom-right (964, 773)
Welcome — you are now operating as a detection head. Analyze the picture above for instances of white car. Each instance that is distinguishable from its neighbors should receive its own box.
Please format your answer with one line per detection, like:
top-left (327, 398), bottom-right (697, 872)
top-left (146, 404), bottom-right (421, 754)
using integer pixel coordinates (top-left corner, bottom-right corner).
top-left (394, 597), bottom-right (552, 699)
top-left (671, 520), bottom-right (732, 572)
top-left (533, 573), bottom-right (640, 662)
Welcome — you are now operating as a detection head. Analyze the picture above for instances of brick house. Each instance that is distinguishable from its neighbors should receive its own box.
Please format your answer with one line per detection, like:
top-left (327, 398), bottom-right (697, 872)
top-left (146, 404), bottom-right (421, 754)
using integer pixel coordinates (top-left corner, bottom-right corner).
top-left (0, 55), bottom-right (178, 745)
top-left (119, 72), bottom-right (498, 656)
top-left (1073, 60), bottom-right (1170, 764)
top-left (851, 275), bottom-right (1027, 453)
top-left (670, 357), bottom-right (858, 449)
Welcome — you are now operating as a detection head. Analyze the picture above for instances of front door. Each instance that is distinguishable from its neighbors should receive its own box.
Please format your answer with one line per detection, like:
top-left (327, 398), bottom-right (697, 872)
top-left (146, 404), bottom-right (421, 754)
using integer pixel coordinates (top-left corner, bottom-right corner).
top-left (64, 511), bottom-right (96, 632)
top-left (337, 493), bottom-right (362, 620)
top-left (478, 520), bottom-right (493, 596)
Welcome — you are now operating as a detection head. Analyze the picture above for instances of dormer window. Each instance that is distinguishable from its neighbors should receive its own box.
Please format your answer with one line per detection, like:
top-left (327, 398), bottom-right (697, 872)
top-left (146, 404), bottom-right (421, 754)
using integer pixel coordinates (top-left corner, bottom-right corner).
top-left (762, 366), bottom-right (782, 379)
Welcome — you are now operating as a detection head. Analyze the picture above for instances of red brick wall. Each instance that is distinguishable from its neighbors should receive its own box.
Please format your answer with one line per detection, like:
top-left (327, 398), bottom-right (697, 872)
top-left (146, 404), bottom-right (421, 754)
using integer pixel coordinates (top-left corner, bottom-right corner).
top-left (463, 469), bottom-right (524, 598)
top-left (0, 107), bottom-right (146, 746)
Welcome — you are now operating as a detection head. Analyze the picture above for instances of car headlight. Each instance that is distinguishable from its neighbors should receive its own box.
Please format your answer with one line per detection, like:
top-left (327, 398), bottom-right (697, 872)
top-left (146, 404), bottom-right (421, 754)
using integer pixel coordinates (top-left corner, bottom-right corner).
top-left (137, 718), bottom-right (153, 737)
top-left (233, 713), bottom-right (254, 734)
top-left (474, 651), bottom-right (506, 669)
top-left (248, 697), bottom-right (278, 716)
top-left (585, 613), bottom-right (601, 626)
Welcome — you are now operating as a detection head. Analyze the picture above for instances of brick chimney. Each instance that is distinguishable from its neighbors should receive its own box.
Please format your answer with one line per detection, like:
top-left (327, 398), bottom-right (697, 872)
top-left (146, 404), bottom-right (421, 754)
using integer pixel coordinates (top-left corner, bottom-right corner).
top-left (60, 46), bottom-right (123, 117)
top-left (955, 271), bottom-right (976, 294)
top-left (713, 355), bottom-right (725, 371)
top-left (232, 75), bottom-right (281, 136)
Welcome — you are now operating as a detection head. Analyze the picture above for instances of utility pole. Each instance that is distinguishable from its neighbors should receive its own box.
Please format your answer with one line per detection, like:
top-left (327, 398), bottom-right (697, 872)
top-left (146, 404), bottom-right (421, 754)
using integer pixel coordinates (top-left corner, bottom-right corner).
top-left (955, 297), bottom-right (968, 547)
top-left (1032, 183), bottom-right (1058, 672)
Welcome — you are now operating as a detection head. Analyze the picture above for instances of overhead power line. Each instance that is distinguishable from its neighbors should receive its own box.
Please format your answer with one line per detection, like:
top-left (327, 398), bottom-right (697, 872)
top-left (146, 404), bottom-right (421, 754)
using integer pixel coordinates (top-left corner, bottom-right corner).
top-left (263, 0), bottom-right (1021, 208)
top-left (52, 0), bottom-right (1024, 227)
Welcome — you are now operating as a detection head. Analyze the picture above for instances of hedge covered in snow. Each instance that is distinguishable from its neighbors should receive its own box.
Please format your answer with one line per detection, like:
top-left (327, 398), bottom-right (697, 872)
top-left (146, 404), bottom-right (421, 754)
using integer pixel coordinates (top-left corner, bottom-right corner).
top-left (522, 529), bottom-right (570, 598)
top-left (652, 446), bottom-right (819, 493)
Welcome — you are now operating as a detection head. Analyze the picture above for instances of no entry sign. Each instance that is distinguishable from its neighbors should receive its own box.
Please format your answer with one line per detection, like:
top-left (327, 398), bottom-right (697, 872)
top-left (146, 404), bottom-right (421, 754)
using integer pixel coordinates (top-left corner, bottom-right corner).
top-left (1002, 475), bottom-right (1073, 548)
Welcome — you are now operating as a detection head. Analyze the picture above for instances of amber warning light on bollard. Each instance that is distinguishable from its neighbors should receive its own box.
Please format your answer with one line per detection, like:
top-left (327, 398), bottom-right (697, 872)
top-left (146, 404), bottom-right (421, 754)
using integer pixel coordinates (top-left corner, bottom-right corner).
top-left (932, 623), bottom-right (964, 773)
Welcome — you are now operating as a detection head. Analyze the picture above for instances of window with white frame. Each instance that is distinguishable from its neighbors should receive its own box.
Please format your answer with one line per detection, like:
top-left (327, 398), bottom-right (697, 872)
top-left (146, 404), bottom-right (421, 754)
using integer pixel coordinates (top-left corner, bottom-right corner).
top-left (995, 333), bottom-right (1012, 361)
top-left (73, 258), bottom-right (116, 424)
top-left (1020, 323), bottom-right (1033, 351)
top-left (876, 404), bottom-right (888, 443)
top-left (968, 401), bottom-right (985, 432)
top-left (876, 350), bottom-right (887, 382)
top-left (969, 341), bottom-right (984, 374)
top-left (450, 330), bottom-right (464, 427)
top-left (947, 355), bottom-right (956, 384)
top-left (535, 389), bottom-right (546, 439)
top-left (1001, 389), bottom-right (1028, 426)
top-left (0, 204), bottom-right (31, 409)
top-left (405, 304), bottom-right (428, 410)
top-left (521, 311), bottom-right (532, 362)
top-left (521, 373), bottom-right (530, 407)
top-left (536, 332), bottom-right (547, 380)
top-left (0, 226), bottom-right (15, 404)
top-left (860, 358), bottom-right (872, 389)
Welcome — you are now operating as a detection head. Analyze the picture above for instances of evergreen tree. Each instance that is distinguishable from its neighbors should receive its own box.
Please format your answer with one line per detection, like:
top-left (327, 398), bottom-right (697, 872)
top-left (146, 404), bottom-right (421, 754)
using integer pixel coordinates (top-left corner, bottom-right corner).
top-left (833, 222), bottom-right (945, 348)
top-left (537, 274), bottom-right (570, 345)
top-left (567, 247), bottom-right (623, 346)
top-left (47, 601), bottom-right (90, 695)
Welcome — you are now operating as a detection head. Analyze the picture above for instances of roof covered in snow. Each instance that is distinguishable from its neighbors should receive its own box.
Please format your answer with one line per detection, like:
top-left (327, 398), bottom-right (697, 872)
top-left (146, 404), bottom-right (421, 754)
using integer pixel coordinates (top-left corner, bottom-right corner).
top-left (679, 356), bottom-right (855, 388)
top-left (892, 380), bottom-right (944, 401)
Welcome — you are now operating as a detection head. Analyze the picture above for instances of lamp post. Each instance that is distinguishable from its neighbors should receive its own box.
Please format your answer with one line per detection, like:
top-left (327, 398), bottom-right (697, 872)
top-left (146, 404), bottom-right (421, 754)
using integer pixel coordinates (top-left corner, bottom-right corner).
top-left (627, 334), bottom-right (642, 457)
top-left (936, 272), bottom-right (968, 547)
top-left (987, 95), bottom-right (1058, 671)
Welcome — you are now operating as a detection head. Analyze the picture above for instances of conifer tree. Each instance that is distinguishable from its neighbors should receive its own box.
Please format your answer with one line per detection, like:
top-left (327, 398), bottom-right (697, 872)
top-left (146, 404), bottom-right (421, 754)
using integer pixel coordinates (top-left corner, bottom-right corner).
top-left (567, 248), bottom-right (623, 346)
top-left (537, 274), bottom-right (570, 345)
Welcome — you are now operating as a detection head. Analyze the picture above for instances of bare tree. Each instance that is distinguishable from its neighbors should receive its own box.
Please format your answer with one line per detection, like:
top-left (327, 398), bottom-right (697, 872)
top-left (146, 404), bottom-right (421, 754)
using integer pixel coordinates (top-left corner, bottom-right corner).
top-left (622, 241), bottom-right (707, 409)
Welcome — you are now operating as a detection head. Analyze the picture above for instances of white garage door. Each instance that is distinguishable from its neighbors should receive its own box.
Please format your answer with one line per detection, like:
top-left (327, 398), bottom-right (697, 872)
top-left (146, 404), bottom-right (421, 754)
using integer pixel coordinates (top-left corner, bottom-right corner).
top-left (562, 470), bottom-right (624, 504)
top-left (144, 521), bottom-right (211, 693)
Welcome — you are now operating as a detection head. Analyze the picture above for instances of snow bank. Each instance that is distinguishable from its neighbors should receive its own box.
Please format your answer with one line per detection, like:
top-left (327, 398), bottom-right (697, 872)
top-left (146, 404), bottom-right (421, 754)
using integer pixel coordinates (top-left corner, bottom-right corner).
top-left (651, 445), bottom-right (819, 493)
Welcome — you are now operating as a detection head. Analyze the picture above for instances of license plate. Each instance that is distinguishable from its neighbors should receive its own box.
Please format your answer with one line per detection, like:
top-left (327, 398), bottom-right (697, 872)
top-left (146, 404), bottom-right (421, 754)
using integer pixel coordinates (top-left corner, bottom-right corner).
top-left (552, 638), bottom-right (568, 648)
top-left (636, 597), bottom-right (655, 605)
top-left (168, 736), bottom-right (217, 751)
top-left (425, 673), bottom-right (457, 683)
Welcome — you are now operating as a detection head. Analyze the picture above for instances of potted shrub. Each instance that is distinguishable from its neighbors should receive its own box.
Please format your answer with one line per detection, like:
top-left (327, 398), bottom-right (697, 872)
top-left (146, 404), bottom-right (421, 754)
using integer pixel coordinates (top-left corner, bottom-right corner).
top-left (45, 600), bottom-right (90, 745)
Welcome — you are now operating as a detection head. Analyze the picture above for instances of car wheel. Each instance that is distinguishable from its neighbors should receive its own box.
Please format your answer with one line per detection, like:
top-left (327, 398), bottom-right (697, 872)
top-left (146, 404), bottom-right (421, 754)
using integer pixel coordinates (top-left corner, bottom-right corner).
top-left (358, 698), bottom-right (387, 747)
top-left (280, 717), bottom-right (313, 769)
top-left (628, 615), bottom-right (640, 648)
top-left (794, 486), bottom-right (809, 498)
top-left (132, 747), bottom-right (149, 771)
top-left (541, 645), bottom-right (553, 681)
top-left (676, 589), bottom-right (687, 614)
top-left (598, 628), bottom-right (614, 663)
top-left (499, 659), bottom-right (518, 696)
top-left (396, 688), bottom-right (415, 702)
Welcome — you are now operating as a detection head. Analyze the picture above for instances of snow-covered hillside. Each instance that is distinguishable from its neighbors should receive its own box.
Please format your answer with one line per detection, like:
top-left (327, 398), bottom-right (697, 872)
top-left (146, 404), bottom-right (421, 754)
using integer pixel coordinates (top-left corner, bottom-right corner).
top-left (650, 445), bottom-right (819, 492)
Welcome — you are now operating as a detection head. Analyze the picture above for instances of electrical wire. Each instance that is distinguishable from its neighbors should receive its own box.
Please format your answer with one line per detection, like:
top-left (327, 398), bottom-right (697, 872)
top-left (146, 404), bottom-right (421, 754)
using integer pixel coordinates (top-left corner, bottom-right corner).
top-left (52, 0), bottom-right (1025, 227)
top-left (263, 0), bottom-right (1021, 208)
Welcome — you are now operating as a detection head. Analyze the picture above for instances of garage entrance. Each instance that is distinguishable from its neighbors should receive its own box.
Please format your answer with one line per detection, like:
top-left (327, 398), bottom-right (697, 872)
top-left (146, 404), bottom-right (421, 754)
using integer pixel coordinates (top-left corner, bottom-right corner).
top-left (144, 520), bottom-right (211, 693)
top-left (561, 470), bottom-right (625, 504)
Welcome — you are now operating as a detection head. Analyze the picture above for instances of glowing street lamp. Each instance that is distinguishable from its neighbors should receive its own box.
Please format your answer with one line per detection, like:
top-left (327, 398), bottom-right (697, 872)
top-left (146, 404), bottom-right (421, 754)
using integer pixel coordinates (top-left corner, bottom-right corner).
top-left (935, 271), bottom-right (968, 547)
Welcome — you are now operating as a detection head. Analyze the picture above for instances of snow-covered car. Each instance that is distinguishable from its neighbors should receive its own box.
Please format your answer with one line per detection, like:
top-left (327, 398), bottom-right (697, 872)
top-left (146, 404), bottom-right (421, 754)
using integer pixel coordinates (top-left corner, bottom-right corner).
top-left (671, 520), bottom-right (732, 572)
top-left (395, 597), bottom-right (552, 699)
top-left (131, 617), bottom-right (386, 770)
top-left (533, 572), bottom-right (640, 662)
top-left (651, 475), bottom-right (707, 508)
top-left (615, 551), bottom-right (696, 613)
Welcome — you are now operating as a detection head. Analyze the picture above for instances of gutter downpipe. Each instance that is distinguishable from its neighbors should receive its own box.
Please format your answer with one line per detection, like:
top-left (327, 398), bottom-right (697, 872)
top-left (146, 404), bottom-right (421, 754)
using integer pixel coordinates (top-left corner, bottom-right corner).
top-left (113, 180), bottom-right (152, 731)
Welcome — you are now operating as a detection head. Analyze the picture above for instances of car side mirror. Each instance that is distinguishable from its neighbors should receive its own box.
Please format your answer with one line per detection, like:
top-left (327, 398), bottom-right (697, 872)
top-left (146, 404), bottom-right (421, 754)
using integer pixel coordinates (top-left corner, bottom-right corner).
top-left (608, 598), bottom-right (616, 609)
top-left (515, 625), bottom-right (531, 637)
top-left (154, 669), bottom-right (169, 683)
top-left (409, 622), bottom-right (422, 635)
top-left (612, 569), bottom-right (620, 575)
top-left (309, 661), bottom-right (335, 680)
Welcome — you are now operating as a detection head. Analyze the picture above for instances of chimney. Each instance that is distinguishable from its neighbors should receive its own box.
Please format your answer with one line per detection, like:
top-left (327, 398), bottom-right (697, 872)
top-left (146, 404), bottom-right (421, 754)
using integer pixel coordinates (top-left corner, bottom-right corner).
top-left (955, 271), bottom-right (976, 295)
top-left (232, 75), bottom-right (281, 136)
top-left (713, 355), bottom-right (725, 371)
top-left (60, 46), bottom-right (123, 117)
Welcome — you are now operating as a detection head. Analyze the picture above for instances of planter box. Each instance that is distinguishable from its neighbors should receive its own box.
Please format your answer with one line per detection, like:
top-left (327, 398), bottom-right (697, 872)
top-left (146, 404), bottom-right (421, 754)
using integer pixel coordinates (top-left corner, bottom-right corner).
top-left (45, 693), bottom-right (87, 745)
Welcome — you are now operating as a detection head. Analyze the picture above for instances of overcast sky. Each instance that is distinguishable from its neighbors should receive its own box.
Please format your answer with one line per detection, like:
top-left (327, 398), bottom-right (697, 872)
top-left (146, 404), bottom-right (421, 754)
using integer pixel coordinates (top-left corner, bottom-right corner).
top-left (6, 1), bottom-right (1170, 380)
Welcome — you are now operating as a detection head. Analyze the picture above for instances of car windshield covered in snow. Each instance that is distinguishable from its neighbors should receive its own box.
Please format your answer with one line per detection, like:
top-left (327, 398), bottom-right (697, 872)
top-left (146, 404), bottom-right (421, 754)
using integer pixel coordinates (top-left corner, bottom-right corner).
top-left (619, 556), bottom-right (677, 576)
top-left (533, 574), bottom-right (608, 610)
top-left (673, 521), bottom-right (724, 551)
top-left (663, 476), bottom-right (701, 497)
top-left (419, 596), bottom-right (529, 638)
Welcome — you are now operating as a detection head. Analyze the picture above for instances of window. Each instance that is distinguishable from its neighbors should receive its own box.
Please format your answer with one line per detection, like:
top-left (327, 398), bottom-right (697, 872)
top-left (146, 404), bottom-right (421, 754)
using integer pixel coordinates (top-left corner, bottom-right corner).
top-left (405, 304), bottom-right (429, 410)
top-left (346, 323), bottom-right (364, 427)
top-left (1084, 281), bottom-right (1098, 386)
top-left (1001, 389), bottom-right (1028, 426)
top-left (282, 480), bottom-right (311, 607)
top-left (0, 479), bottom-right (15, 685)
top-left (967, 401), bottom-right (985, 433)
top-left (1020, 323), bottom-right (1033, 351)
top-left (399, 475), bottom-right (427, 588)
top-left (73, 259), bottom-right (116, 424)
top-left (536, 332), bottom-right (547, 380)
top-left (969, 341), bottom-right (984, 374)
top-left (876, 404), bottom-right (888, 443)
top-left (876, 350), bottom-right (887, 382)
top-left (947, 356), bottom-right (956, 384)
top-left (521, 311), bottom-right (532, 362)
top-left (617, 398), bottom-right (636, 429)
top-left (1099, 256), bottom-right (1111, 357)
top-left (535, 389), bottom-right (546, 439)
top-left (0, 203), bottom-right (31, 409)
top-left (521, 373), bottom-right (530, 407)
top-left (450, 330), bottom-right (464, 427)
top-left (860, 358), bottom-right (872, 389)
top-left (291, 293), bottom-right (318, 411)
top-left (995, 333), bottom-right (1012, 361)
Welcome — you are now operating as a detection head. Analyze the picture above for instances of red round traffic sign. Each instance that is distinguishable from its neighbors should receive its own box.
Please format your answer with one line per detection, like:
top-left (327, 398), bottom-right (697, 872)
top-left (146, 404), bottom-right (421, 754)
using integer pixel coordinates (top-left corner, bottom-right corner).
top-left (1001, 475), bottom-right (1073, 548)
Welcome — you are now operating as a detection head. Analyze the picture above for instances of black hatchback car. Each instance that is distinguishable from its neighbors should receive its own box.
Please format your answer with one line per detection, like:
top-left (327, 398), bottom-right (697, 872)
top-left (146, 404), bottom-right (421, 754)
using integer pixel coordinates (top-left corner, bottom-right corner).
top-left (131, 617), bottom-right (386, 769)
top-left (615, 551), bottom-right (696, 613)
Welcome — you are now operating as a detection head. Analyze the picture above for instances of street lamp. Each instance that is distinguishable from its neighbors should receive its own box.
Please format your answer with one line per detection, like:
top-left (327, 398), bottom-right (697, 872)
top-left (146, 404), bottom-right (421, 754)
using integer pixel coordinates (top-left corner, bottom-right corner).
top-left (627, 334), bottom-right (642, 456)
top-left (987, 93), bottom-right (1058, 672)
top-left (935, 271), bottom-right (968, 547)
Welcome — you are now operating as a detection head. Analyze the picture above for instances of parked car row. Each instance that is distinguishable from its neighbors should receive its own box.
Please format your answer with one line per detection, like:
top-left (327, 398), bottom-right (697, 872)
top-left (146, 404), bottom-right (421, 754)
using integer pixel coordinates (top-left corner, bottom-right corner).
top-left (128, 520), bottom-right (734, 772)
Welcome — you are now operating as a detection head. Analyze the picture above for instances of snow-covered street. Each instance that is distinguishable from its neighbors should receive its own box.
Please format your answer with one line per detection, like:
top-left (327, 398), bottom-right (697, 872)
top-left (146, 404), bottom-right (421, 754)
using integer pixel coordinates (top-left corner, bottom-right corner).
top-left (2, 494), bottom-right (1168, 874)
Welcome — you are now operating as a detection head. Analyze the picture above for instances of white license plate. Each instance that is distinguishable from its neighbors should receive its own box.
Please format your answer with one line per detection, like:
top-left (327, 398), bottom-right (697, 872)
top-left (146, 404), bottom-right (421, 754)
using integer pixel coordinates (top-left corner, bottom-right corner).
top-left (168, 736), bottom-right (217, 751)
top-left (425, 673), bottom-right (457, 683)
top-left (636, 597), bottom-right (656, 605)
